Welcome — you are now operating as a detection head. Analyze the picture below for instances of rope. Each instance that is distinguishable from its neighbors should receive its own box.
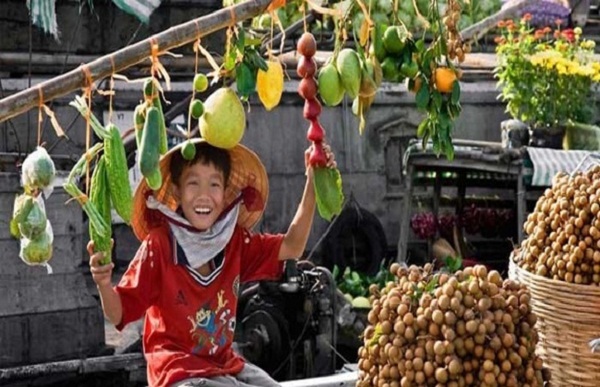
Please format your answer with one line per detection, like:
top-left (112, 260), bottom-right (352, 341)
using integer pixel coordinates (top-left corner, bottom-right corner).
top-left (108, 55), bottom-right (116, 123)
top-left (149, 37), bottom-right (172, 92)
top-left (188, 39), bottom-right (201, 139)
top-left (81, 64), bottom-right (94, 196)
top-left (37, 87), bottom-right (43, 146)
top-left (193, 19), bottom-right (200, 39)
top-left (228, 6), bottom-right (237, 26)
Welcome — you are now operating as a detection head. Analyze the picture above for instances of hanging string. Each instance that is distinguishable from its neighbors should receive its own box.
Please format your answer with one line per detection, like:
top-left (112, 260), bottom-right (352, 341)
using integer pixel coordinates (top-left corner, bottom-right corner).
top-left (36, 86), bottom-right (67, 148)
top-left (269, 9), bottom-right (275, 59)
top-left (188, 39), bottom-right (201, 139)
top-left (81, 64), bottom-right (94, 197)
top-left (37, 87), bottom-right (44, 146)
top-left (228, 6), bottom-right (237, 26)
top-left (108, 55), bottom-right (116, 123)
top-left (193, 19), bottom-right (201, 40)
top-left (302, 2), bottom-right (307, 33)
top-left (149, 37), bottom-right (177, 93)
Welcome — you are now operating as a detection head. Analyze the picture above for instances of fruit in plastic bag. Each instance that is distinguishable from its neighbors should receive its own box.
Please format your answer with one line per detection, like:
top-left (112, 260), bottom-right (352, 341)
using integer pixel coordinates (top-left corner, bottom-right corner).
top-left (20, 222), bottom-right (53, 267)
top-left (12, 193), bottom-right (34, 223)
top-left (21, 146), bottom-right (56, 192)
top-left (18, 196), bottom-right (47, 239)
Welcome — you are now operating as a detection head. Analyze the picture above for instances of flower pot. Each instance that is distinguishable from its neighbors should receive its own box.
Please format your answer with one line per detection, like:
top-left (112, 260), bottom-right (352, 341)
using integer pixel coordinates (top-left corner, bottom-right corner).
top-left (501, 119), bottom-right (530, 149)
top-left (529, 125), bottom-right (566, 149)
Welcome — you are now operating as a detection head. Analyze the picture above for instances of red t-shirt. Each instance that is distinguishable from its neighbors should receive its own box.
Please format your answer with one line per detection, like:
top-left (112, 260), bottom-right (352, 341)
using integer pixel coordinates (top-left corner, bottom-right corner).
top-left (114, 225), bottom-right (284, 387)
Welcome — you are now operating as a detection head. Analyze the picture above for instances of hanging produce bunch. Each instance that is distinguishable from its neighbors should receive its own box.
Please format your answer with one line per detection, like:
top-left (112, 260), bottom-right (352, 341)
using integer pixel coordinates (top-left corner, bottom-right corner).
top-left (11, 146), bottom-right (56, 271)
top-left (69, 96), bottom-right (134, 265)
top-left (131, 78), bottom-right (170, 190)
top-left (180, 72), bottom-right (209, 160)
top-left (301, 0), bottom-right (467, 158)
top-left (218, 26), bottom-right (284, 111)
top-left (237, 0), bottom-right (501, 35)
top-left (409, 0), bottom-right (466, 160)
top-left (515, 165), bottom-right (600, 284)
top-left (297, 32), bottom-right (344, 221)
top-left (63, 143), bottom-right (112, 265)
top-left (357, 263), bottom-right (550, 386)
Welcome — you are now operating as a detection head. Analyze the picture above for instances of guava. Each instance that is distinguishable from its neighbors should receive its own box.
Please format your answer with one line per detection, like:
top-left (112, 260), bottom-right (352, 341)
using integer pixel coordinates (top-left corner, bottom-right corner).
top-left (199, 88), bottom-right (245, 149)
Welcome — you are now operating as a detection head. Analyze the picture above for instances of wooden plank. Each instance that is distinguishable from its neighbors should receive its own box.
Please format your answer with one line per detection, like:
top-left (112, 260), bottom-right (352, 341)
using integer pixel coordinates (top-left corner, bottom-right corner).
top-left (0, 307), bottom-right (105, 368)
top-left (0, 353), bottom-right (145, 381)
top-left (0, 273), bottom-right (99, 316)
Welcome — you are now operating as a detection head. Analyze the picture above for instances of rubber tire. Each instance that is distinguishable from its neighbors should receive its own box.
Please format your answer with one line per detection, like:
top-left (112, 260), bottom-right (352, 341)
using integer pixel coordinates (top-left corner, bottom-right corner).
top-left (320, 206), bottom-right (387, 276)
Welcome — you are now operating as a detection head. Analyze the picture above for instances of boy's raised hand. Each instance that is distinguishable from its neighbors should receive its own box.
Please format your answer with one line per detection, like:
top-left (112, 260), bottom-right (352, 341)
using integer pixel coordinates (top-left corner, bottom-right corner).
top-left (87, 240), bottom-right (114, 288)
top-left (304, 142), bottom-right (337, 174)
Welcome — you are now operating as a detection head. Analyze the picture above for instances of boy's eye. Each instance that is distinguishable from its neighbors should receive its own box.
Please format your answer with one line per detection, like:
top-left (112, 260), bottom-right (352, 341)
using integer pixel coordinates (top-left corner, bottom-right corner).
top-left (187, 180), bottom-right (198, 186)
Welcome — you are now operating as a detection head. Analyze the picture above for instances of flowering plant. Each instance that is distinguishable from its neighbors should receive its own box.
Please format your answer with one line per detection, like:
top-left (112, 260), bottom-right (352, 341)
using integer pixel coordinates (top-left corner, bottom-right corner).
top-left (494, 15), bottom-right (600, 128)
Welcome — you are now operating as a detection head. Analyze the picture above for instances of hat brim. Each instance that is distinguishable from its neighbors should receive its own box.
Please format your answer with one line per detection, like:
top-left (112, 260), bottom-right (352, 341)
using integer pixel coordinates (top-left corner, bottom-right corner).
top-left (131, 139), bottom-right (269, 242)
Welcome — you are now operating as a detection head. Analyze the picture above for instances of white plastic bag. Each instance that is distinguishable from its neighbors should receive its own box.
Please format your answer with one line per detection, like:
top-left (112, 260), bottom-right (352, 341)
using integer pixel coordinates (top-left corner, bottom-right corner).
top-left (21, 146), bottom-right (56, 197)
top-left (19, 220), bottom-right (54, 274)
top-left (18, 195), bottom-right (47, 239)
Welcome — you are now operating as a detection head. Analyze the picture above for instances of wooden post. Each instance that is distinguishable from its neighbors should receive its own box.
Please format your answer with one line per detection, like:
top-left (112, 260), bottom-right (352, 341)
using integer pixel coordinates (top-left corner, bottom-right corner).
top-left (0, 0), bottom-right (271, 124)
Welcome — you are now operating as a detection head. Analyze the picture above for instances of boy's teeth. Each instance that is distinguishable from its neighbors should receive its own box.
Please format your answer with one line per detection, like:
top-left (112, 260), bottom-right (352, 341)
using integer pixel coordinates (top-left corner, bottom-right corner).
top-left (194, 207), bottom-right (211, 214)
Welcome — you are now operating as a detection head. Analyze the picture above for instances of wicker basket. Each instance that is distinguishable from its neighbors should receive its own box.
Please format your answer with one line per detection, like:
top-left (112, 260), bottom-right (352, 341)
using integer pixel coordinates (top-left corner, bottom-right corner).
top-left (508, 258), bottom-right (600, 386)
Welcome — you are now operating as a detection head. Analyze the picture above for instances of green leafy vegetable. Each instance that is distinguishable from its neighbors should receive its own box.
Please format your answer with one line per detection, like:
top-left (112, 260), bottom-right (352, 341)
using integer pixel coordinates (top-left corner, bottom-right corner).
top-left (314, 167), bottom-right (344, 221)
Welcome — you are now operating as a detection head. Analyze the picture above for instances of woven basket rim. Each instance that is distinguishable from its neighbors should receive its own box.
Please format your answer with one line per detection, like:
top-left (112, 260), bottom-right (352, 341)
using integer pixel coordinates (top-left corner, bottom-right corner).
top-left (509, 251), bottom-right (600, 296)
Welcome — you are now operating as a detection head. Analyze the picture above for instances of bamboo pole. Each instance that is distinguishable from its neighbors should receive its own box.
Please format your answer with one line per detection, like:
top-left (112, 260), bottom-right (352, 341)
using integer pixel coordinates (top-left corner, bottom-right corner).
top-left (0, 0), bottom-right (271, 123)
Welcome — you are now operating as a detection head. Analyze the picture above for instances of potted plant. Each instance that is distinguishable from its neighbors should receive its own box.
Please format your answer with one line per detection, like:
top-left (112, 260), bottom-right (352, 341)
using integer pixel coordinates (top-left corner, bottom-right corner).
top-left (494, 15), bottom-right (600, 149)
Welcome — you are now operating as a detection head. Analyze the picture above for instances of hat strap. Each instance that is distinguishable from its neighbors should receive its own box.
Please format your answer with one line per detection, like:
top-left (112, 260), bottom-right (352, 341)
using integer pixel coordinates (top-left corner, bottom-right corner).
top-left (216, 186), bottom-right (264, 222)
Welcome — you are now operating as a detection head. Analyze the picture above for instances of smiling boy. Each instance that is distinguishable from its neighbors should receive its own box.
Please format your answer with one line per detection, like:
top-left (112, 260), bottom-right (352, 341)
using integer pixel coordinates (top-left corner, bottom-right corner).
top-left (89, 139), bottom-right (336, 387)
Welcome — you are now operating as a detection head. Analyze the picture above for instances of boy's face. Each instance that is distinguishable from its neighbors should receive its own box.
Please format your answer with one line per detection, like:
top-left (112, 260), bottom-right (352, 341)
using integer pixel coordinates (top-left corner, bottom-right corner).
top-left (173, 162), bottom-right (226, 231)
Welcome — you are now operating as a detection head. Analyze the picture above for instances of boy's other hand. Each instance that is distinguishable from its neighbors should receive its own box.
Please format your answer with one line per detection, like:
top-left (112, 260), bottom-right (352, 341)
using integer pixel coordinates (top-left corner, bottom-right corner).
top-left (87, 240), bottom-right (114, 288)
top-left (304, 142), bottom-right (337, 175)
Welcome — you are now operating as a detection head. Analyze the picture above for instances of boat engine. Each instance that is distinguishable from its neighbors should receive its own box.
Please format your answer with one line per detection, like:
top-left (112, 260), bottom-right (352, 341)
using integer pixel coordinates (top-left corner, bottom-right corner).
top-left (234, 260), bottom-right (338, 382)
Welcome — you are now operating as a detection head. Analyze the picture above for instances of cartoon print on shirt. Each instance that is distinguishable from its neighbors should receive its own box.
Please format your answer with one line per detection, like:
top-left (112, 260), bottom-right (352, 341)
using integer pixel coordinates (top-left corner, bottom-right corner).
top-left (188, 290), bottom-right (235, 355)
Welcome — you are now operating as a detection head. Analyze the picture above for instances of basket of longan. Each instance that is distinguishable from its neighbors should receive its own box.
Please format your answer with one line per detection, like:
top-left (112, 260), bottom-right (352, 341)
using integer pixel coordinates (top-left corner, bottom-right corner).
top-left (510, 162), bottom-right (600, 386)
top-left (357, 262), bottom-right (549, 386)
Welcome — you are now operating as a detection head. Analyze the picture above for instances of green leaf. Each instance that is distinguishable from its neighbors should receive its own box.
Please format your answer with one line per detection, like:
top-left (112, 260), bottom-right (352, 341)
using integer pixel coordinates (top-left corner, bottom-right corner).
top-left (451, 81), bottom-right (461, 104)
top-left (415, 38), bottom-right (425, 52)
top-left (314, 167), bottom-right (345, 221)
top-left (244, 37), bottom-right (263, 47)
top-left (425, 276), bottom-right (439, 294)
top-left (432, 90), bottom-right (443, 111)
top-left (235, 62), bottom-right (256, 100)
top-left (416, 86), bottom-right (430, 110)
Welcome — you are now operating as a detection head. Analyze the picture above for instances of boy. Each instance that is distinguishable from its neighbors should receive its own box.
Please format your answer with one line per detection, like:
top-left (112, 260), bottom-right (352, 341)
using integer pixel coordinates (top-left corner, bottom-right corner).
top-left (89, 139), bottom-right (336, 387)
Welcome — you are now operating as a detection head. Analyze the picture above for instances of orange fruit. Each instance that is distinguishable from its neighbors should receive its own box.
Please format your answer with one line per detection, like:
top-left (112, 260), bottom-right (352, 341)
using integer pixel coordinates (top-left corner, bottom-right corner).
top-left (434, 67), bottom-right (458, 94)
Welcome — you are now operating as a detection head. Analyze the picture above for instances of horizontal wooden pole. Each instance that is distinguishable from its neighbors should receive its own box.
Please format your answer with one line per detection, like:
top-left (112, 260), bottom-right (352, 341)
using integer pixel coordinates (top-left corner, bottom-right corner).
top-left (0, 353), bottom-right (145, 380)
top-left (0, 0), bottom-right (271, 123)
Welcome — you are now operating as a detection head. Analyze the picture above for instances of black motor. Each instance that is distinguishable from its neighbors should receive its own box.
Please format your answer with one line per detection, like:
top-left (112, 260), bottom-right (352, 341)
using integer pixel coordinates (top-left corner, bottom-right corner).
top-left (234, 260), bottom-right (338, 382)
